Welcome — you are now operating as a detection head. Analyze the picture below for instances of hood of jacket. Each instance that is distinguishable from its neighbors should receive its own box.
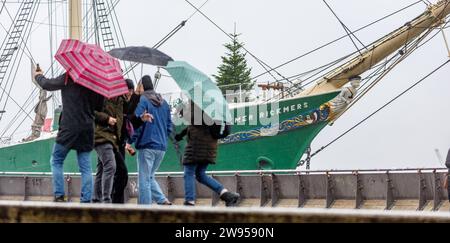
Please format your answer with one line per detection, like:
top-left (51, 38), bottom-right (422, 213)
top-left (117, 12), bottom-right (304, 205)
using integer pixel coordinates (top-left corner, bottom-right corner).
top-left (143, 90), bottom-right (164, 107)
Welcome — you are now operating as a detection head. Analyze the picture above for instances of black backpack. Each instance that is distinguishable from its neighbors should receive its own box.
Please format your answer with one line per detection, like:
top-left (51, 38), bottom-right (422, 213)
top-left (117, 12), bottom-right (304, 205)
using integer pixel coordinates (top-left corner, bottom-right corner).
top-left (209, 123), bottom-right (232, 140)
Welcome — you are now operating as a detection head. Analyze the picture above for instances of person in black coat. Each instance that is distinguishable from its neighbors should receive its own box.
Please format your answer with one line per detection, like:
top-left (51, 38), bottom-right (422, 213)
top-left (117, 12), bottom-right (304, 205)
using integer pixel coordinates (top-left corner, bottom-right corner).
top-left (34, 69), bottom-right (104, 203)
top-left (113, 79), bottom-right (151, 204)
top-left (175, 102), bottom-right (239, 207)
top-left (112, 78), bottom-right (138, 204)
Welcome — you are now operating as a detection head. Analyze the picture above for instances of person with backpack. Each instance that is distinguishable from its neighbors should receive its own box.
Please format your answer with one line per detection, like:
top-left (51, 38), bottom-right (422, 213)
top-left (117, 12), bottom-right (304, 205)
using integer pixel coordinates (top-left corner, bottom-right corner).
top-left (175, 102), bottom-right (240, 207)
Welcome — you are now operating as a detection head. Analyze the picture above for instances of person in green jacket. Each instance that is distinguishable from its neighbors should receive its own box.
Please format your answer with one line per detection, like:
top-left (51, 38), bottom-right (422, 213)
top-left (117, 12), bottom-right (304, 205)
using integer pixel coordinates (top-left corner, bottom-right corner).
top-left (93, 97), bottom-right (125, 203)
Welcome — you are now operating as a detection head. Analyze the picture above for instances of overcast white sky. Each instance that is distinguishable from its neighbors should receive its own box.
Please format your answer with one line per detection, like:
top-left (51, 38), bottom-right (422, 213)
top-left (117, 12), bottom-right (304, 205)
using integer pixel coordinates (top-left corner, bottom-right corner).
top-left (1, 0), bottom-right (450, 170)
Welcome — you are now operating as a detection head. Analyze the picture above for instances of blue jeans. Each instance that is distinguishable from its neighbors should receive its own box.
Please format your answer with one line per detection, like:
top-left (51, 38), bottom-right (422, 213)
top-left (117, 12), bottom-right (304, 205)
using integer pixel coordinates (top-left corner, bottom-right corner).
top-left (51, 143), bottom-right (93, 203)
top-left (137, 149), bottom-right (167, 205)
top-left (184, 164), bottom-right (224, 202)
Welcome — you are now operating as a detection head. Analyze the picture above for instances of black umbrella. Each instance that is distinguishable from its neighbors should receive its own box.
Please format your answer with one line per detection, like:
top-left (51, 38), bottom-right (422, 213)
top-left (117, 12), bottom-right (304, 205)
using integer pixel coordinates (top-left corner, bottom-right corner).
top-left (108, 46), bottom-right (174, 66)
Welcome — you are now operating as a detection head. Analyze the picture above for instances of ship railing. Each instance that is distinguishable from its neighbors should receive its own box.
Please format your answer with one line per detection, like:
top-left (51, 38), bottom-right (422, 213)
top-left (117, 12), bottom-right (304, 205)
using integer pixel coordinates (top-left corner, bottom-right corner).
top-left (0, 167), bottom-right (448, 177)
top-left (0, 167), bottom-right (448, 211)
top-left (160, 82), bottom-right (293, 108)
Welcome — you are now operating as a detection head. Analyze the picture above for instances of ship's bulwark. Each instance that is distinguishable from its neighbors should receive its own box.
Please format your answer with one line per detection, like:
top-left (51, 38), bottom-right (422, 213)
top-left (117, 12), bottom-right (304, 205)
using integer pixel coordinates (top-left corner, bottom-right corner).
top-left (0, 91), bottom-right (339, 173)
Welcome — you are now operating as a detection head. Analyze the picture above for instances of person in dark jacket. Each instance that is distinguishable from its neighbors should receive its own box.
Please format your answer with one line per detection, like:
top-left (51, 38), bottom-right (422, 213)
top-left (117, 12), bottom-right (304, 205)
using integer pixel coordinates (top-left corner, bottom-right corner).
top-left (93, 96), bottom-right (125, 203)
top-left (112, 79), bottom-right (150, 204)
top-left (111, 79), bottom-right (135, 204)
top-left (34, 69), bottom-right (104, 203)
top-left (125, 80), bottom-right (145, 129)
top-left (175, 102), bottom-right (239, 207)
top-left (128, 75), bottom-right (172, 205)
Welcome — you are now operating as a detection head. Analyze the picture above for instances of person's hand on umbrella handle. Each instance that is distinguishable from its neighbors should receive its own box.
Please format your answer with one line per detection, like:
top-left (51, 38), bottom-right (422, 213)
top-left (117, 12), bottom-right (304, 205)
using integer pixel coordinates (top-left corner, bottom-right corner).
top-left (33, 64), bottom-right (44, 78)
top-left (141, 111), bottom-right (154, 123)
top-left (108, 117), bottom-right (117, 126)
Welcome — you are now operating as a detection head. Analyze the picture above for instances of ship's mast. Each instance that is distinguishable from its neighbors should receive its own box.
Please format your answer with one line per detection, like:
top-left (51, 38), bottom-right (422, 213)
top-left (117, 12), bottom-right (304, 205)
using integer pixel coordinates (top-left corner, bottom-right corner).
top-left (302, 0), bottom-right (450, 96)
top-left (69, 0), bottom-right (82, 40)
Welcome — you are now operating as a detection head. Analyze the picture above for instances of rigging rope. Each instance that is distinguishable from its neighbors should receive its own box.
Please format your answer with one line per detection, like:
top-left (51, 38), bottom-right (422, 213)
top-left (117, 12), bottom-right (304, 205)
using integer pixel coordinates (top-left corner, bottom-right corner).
top-left (2, 0), bottom-right (119, 138)
top-left (124, 0), bottom-right (210, 76)
top-left (0, 0), bottom-right (5, 15)
top-left (184, 0), bottom-right (295, 90)
top-left (0, 0), bottom-right (41, 123)
top-left (0, 2), bottom-right (55, 136)
top-left (92, 0), bottom-right (100, 45)
top-left (1, 1), bottom-right (37, 64)
top-left (48, 0), bottom-right (54, 77)
top-left (270, 5), bottom-right (450, 101)
top-left (297, 9), bottom-right (450, 167)
top-left (0, 0), bottom-right (69, 136)
top-left (106, 0), bottom-right (138, 81)
top-left (332, 19), bottom-right (448, 124)
top-left (349, 29), bottom-right (439, 111)
top-left (263, 53), bottom-right (354, 103)
top-left (48, 0), bottom-right (120, 76)
top-left (0, 85), bottom-right (39, 138)
top-left (333, 3), bottom-right (450, 121)
top-left (251, 0), bottom-right (423, 81)
top-left (322, 0), bottom-right (367, 55)
top-left (4, 0), bottom-right (125, 138)
top-left (0, 1), bottom-right (41, 127)
top-left (299, 58), bottom-right (450, 168)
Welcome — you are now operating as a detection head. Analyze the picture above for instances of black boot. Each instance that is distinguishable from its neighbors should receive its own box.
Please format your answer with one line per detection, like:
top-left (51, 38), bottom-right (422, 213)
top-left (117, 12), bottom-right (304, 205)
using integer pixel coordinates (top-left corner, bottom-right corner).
top-left (91, 199), bottom-right (101, 204)
top-left (220, 192), bottom-right (240, 207)
top-left (54, 196), bottom-right (66, 203)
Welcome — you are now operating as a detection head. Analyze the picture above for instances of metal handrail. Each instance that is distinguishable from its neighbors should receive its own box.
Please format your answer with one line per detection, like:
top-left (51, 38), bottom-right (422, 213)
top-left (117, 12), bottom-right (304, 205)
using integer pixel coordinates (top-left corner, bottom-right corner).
top-left (0, 167), bottom-right (448, 177)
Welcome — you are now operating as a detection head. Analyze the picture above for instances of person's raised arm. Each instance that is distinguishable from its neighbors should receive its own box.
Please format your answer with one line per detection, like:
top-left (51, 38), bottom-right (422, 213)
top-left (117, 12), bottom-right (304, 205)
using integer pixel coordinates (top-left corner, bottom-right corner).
top-left (35, 73), bottom-right (66, 91)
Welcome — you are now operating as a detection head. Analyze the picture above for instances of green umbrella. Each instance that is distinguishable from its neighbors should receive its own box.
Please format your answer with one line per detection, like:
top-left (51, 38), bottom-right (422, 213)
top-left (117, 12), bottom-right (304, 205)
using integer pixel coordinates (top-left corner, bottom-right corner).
top-left (165, 61), bottom-right (232, 123)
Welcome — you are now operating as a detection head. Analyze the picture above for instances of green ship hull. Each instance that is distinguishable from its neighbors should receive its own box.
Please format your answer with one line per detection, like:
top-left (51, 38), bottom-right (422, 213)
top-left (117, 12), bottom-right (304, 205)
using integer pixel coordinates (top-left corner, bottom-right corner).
top-left (0, 91), bottom-right (339, 173)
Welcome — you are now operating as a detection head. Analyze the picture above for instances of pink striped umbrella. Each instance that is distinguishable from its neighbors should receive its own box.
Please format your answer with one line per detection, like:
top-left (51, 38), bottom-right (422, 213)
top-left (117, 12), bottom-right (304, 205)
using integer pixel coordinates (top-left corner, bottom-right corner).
top-left (55, 39), bottom-right (128, 98)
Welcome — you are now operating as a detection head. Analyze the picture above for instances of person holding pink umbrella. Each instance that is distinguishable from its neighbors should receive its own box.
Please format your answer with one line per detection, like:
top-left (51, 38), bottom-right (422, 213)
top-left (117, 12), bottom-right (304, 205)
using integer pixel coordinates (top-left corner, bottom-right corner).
top-left (33, 39), bottom-right (128, 203)
top-left (34, 69), bottom-right (105, 203)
